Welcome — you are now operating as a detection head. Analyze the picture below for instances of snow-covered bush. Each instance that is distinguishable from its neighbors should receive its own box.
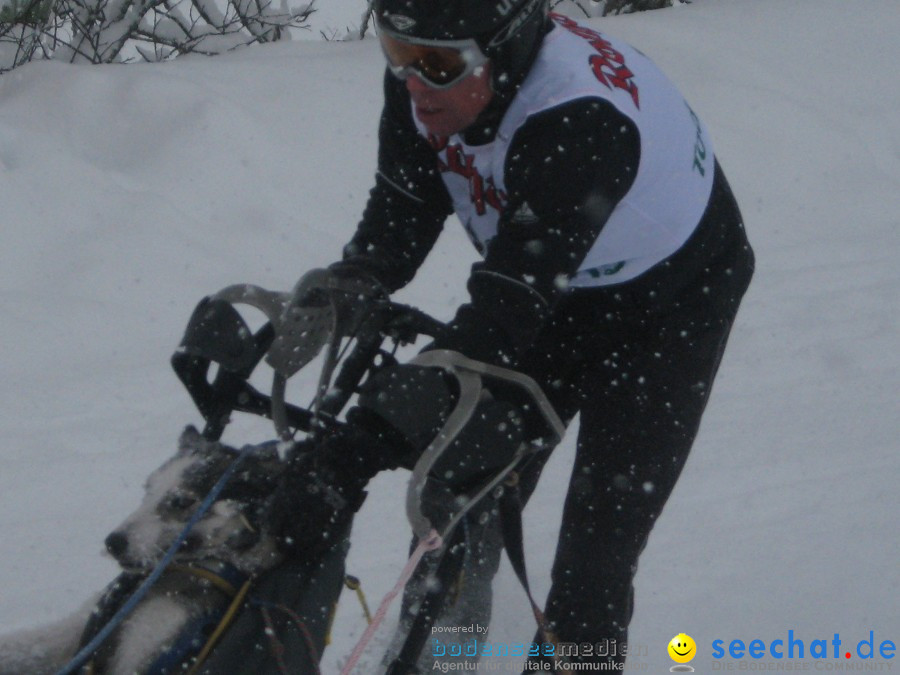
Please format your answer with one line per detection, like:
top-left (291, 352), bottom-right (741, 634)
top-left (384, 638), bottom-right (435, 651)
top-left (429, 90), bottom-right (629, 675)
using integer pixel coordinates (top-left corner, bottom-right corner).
top-left (553, 0), bottom-right (685, 17)
top-left (0, 0), bottom-right (313, 70)
top-left (0, 0), bottom-right (681, 74)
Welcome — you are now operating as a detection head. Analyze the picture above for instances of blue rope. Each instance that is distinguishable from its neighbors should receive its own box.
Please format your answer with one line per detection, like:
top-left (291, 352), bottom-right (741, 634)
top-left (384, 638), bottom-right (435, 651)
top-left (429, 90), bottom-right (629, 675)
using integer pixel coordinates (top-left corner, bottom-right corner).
top-left (54, 442), bottom-right (261, 675)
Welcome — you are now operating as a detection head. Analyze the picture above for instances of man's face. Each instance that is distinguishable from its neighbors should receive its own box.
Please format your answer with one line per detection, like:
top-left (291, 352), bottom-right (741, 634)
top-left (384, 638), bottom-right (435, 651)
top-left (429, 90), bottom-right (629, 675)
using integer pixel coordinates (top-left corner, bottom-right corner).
top-left (405, 64), bottom-right (494, 137)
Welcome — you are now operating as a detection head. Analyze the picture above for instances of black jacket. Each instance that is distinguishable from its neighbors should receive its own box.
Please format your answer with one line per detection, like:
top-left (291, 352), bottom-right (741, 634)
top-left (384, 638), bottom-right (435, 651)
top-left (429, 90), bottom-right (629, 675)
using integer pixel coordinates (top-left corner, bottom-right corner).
top-left (341, 72), bottom-right (753, 366)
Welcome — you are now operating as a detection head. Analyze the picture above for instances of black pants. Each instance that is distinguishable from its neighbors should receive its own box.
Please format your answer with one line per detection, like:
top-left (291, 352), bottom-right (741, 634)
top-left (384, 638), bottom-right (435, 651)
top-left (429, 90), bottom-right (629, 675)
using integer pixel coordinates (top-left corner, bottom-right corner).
top-left (512, 168), bottom-right (754, 668)
top-left (516, 304), bottom-right (740, 668)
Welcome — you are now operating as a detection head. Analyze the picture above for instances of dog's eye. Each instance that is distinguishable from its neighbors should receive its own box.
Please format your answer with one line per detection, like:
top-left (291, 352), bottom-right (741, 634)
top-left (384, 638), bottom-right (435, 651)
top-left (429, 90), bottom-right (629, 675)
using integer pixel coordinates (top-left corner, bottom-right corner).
top-left (164, 492), bottom-right (198, 511)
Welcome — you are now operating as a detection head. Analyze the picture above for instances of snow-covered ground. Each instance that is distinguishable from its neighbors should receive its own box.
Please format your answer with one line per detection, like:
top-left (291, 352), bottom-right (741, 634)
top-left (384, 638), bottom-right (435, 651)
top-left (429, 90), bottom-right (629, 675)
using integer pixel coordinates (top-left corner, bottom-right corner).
top-left (0, 0), bottom-right (897, 671)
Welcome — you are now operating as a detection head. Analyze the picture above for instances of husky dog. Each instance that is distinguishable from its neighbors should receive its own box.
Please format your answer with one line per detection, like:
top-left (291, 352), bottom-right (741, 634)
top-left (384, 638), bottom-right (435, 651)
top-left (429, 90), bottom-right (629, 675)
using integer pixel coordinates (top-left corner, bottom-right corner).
top-left (102, 426), bottom-right (284, 575)
top-left (0, 426), bottom-right (286, 675)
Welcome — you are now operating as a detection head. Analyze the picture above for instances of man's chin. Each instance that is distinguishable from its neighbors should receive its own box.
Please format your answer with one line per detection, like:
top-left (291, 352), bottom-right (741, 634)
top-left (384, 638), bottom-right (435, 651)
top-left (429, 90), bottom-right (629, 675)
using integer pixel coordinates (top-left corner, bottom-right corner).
top-left (415, 108), bottom-right (458, 137)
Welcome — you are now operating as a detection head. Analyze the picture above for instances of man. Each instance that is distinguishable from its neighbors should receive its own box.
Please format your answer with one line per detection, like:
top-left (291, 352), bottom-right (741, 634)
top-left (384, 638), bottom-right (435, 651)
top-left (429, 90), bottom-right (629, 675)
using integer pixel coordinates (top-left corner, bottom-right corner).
top-left (272, 0), bottom-right (754, 671)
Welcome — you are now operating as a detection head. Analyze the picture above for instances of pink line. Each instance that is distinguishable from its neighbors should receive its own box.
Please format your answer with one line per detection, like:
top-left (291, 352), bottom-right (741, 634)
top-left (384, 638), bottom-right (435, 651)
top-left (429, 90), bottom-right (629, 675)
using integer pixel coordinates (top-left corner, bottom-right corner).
top-left (339, 530), bottom-right (443, 674)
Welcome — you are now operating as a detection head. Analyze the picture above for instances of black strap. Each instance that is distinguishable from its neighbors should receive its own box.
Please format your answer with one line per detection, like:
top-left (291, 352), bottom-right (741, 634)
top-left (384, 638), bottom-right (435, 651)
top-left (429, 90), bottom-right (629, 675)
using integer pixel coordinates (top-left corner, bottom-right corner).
top-left (498, 480), bottom-right (565, 674)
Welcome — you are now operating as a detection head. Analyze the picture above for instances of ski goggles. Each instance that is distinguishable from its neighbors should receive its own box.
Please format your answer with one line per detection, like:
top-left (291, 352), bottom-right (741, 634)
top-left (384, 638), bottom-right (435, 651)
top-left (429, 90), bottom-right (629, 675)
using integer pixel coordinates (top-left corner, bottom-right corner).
top-left (377, 28), bottom-right (488, 90)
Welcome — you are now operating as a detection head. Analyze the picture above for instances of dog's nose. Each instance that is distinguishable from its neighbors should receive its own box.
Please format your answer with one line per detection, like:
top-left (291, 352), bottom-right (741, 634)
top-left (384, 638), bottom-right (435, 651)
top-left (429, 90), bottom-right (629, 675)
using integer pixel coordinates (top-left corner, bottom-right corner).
top-left (105, 531), bottom-right (128, 558)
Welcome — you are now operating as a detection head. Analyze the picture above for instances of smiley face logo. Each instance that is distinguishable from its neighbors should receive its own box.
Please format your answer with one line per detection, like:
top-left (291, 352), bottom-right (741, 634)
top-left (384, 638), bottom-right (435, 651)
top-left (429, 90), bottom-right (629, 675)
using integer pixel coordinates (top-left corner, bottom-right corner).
top-left (668, 633), bottom-right (696, 664)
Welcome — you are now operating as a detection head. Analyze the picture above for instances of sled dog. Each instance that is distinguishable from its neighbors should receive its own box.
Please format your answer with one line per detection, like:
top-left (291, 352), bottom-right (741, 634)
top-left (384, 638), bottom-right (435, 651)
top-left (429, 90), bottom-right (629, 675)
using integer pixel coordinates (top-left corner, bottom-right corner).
top-left (0, 426), bottom-right (285, 675)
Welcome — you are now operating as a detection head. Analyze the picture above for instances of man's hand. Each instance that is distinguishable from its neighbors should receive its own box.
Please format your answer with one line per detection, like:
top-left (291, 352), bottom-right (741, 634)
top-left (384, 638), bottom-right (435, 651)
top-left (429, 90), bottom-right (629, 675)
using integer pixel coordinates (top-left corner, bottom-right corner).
top-left (265, 266), bottom-right (387, 378)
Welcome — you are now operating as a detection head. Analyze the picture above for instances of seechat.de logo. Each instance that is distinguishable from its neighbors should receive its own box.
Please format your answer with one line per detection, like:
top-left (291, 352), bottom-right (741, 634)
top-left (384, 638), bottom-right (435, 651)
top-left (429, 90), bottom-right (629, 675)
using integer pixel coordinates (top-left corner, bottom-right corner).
top-left (710, 630), bottom-right (896, 669)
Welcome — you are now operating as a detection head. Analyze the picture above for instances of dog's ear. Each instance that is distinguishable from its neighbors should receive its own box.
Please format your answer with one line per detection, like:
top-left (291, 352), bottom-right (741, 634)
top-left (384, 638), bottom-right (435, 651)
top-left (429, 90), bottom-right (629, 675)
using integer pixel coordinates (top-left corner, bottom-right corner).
top-left (177, 425), bottom-right (203, 455)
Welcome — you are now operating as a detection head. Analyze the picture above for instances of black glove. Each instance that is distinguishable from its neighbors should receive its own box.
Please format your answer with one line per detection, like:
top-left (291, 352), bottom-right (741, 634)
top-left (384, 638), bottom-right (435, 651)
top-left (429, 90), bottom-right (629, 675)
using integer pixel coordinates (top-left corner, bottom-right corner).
top-left (265, 265), bottom-right (387, 379)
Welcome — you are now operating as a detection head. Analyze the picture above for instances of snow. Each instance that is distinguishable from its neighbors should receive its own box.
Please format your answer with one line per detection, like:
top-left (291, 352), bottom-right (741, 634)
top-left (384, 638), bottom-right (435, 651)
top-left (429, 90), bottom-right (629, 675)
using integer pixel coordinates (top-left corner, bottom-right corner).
top-left (0, 0), bottom-right (898, 672)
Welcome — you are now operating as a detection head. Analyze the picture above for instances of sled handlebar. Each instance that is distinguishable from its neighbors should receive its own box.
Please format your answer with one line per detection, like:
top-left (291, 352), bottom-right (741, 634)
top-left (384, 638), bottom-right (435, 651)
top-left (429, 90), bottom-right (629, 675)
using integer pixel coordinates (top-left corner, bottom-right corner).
top-left (172, 286), bottom-right (446, 441)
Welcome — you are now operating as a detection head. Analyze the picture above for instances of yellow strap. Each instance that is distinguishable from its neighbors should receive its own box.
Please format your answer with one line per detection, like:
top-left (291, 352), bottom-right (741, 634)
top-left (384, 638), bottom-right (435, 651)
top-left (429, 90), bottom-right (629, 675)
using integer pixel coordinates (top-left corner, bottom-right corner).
top-left (183, 571), bottom-right (372, 670)
top-left (344, 575), bottom-right (372, 624)
top-left (325, 574), bottom-right (372, 647)
top-left (325, 601), bottom-right (337, 647)
top-left (169, 563), bottom-right (239, 597)
top-left (186, 577), bottom-right (255, 675)
top-left (85, 565), bottom-right (246, 675)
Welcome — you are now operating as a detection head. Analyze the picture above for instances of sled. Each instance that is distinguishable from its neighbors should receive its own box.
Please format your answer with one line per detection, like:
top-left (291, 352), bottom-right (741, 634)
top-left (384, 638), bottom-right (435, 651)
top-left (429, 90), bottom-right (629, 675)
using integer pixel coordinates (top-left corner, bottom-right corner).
top-left (49, 268), bottom-right (565, 675)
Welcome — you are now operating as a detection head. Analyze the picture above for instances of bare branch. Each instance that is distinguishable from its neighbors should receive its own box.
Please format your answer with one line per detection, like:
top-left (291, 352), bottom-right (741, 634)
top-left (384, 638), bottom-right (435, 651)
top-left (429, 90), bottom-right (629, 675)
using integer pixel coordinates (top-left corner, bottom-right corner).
top-left (1, 0), bottom-right (314, 71)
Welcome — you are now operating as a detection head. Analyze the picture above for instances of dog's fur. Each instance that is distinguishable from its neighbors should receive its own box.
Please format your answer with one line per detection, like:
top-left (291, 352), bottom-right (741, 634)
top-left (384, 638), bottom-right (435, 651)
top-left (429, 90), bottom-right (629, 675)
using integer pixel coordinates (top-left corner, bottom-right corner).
top-left (103, 426), bottom-right (284, 575)
top-left (0, 426), bottom-right (286, 675)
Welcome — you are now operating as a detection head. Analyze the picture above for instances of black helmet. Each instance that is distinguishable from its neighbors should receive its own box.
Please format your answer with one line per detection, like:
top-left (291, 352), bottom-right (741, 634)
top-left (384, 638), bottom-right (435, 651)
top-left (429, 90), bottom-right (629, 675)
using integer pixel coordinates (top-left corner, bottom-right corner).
top-left (372, 0), bottom-right (549, 95)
